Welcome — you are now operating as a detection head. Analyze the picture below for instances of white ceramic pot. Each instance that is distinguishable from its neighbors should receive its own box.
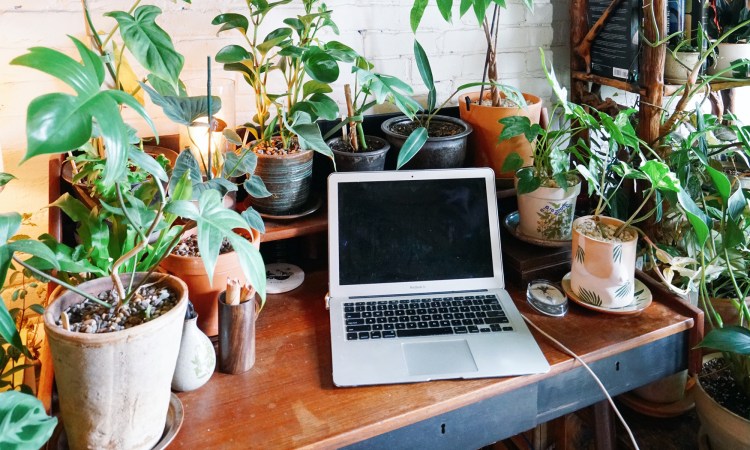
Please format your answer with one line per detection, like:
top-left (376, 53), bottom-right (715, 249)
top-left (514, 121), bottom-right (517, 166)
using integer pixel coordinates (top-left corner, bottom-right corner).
top-left (43, 273), bottom-right (188, 450)
top-left (516, 177), bottom-right (581, 240)
top-left (695, 354), bottom-right (750, 449)
top-left (709, 42), bottom-right (750, 76)
top-left (172, 313), bottom-right (215, 392)
top-left (570, 216), bottom-right (638, 308)
top-left (664, 51), bottom-right (701, 83)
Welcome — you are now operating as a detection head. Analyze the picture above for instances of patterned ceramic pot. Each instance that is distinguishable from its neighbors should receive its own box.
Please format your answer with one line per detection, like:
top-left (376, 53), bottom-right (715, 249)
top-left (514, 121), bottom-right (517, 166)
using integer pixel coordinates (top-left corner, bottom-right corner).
top-left (172, 306), bottom-right (215, 392)
top-left (570, 215), bottom-right (638, 308)
top-left (516, 176), bottom-right (581, 241)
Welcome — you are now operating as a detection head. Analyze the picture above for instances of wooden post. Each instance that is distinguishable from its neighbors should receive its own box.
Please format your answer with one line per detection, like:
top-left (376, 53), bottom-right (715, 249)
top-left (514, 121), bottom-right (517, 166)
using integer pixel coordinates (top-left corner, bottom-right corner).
top-left (218, 291), bottom-right (257, 374)
top-left (570, 0), bottom-right (589, 105)
top-left (344, 84), bottom-right (358, 152)
top-left (638, 0), bottom-right (666, 147)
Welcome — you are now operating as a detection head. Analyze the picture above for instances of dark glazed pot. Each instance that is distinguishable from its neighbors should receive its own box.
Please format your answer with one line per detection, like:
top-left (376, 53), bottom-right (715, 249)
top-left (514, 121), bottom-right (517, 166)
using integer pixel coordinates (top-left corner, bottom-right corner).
top-left (328, 136), bottom-right (390, 172)
top-left (250, 146), bottom-right (313, 215)
top-left (380, 114), bottom-right (472, 169)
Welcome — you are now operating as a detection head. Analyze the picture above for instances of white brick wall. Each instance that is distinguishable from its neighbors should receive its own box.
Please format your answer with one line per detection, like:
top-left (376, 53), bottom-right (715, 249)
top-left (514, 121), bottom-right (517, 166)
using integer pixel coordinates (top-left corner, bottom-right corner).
top-left (0, 0), bottom-right (568, 229)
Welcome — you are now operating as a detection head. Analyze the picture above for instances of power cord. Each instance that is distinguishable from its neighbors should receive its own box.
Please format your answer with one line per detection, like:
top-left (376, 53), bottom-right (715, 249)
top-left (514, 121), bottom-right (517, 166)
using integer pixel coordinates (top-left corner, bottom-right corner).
top-left (521, 314), bottom-right (641, 450)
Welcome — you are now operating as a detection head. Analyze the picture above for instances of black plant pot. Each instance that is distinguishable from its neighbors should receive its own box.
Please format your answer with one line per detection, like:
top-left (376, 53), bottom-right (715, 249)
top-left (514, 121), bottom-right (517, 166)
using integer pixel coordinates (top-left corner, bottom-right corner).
top-left (250, 149), bottom-right (313, 216)
top-left (328, 136), bottom-right (390, 172)
top-left (380, 114), bottom-right (472, 169)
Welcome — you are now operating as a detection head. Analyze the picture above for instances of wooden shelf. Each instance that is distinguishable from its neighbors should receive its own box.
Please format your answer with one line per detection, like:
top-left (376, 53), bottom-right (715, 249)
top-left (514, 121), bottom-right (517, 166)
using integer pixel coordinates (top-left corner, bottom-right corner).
top-left (261, 207), bottom-right (328, 242)
top-left (572, 71), bottom-right (643, 95)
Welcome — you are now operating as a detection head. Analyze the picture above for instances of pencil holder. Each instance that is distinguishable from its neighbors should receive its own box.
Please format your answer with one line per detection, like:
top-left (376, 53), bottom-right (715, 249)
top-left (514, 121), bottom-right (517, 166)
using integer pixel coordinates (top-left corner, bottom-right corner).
top-left (217, 291), bottom-right (258, 374)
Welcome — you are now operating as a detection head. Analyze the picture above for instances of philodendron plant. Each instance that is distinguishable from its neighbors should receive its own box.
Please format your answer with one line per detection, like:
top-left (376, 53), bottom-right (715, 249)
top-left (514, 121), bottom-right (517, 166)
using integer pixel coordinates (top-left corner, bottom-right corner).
top-left (7, 29), bottom-right (266, 313)
top-left (213, 0), bottom-right (354, 160)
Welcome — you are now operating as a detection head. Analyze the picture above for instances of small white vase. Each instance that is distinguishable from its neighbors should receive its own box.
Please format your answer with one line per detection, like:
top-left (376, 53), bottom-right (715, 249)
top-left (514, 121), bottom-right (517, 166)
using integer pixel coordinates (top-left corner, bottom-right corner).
top-left (172, 313), bottom-right (215, 392)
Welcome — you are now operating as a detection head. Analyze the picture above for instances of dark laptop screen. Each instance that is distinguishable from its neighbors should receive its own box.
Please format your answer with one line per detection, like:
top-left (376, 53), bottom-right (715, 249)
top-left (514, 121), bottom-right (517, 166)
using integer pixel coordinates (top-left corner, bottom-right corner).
top-left (337, 177), bottom-right (494, 285)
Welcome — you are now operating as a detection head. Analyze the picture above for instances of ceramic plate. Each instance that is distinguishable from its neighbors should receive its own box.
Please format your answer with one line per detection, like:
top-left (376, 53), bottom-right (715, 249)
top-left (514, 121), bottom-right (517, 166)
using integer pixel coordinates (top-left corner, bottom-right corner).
top-left (259, 193), bottom-right (323, 221)
top-left (503, 211), bottom-right (572, 248)
top-left (561, 272), bottom-right (652, 315)
top-left (49, 393), bottom-right (184, 450)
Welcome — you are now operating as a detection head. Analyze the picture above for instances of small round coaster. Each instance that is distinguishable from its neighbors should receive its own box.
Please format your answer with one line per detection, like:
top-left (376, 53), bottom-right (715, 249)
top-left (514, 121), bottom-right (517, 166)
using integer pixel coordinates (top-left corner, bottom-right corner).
top-left (266, 263), bottom-right (305, 294)
top-left (527, 279), bottom-right (568, 317)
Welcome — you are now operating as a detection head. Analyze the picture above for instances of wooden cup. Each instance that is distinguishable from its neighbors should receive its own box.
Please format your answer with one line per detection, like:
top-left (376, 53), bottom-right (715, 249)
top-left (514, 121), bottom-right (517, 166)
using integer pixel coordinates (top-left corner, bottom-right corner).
top-left (217, 292), bottom-right (258, 374)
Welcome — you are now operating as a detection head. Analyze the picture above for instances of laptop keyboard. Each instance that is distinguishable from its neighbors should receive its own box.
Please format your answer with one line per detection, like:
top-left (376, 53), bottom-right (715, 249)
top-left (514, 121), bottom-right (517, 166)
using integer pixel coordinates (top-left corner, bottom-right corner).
top-left (343, 295), bottom-right (513, 341)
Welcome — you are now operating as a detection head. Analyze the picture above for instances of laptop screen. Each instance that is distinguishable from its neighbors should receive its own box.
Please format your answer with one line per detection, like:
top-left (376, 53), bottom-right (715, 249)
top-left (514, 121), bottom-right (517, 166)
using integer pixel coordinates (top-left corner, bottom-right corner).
top-left (337, 177), bottom-right (494, 285)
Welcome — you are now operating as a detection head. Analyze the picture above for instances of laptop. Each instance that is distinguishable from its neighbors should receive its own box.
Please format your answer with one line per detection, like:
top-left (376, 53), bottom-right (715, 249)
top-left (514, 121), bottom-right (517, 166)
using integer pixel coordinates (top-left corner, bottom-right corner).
top-left (327, 167), bottom-right (550, 387)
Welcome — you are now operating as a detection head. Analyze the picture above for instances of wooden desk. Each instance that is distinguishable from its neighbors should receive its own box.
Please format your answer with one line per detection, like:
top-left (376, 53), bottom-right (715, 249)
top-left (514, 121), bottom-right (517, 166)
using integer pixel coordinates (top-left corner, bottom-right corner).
top-left (170, 271), bottom-right (700, 449)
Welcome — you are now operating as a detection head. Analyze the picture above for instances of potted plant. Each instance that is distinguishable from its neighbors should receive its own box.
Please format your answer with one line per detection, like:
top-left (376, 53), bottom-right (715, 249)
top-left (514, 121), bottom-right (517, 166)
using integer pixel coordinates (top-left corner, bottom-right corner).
top-left (380, 41), bottom-right (477, 169)
top-left (499, 52), bottom-right (588, 241)
top-left (8, 22), bottom-right (266, 450)
top-left (571, 111), bottom-right (681, 309)
top-left (409, 0), bottom-right (542, 177)
top-left (213, 0), bottom-right (353, 215)
top-left (707, 0), bottom-right (750, 77)
top-left (325, 56), bottom-right (421, 171)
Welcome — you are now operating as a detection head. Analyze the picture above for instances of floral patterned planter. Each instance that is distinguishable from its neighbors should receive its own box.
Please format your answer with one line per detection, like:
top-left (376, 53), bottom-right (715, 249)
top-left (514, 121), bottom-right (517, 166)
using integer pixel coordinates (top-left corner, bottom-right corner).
top-left (516, 179), bottom-right (581, 241)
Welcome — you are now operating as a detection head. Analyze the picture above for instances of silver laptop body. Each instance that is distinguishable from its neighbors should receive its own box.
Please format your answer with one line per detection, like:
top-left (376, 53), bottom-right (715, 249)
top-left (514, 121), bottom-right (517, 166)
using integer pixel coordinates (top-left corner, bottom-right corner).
top-left (328, 168), bottom-right (550, 387)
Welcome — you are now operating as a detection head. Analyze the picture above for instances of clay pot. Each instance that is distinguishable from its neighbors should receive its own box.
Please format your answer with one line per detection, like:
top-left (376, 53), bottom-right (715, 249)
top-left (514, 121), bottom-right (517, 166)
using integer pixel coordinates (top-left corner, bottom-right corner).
top-left (570, 215), bottom-right (638, 308)
top-left (250, 144), bottom-right (313, 215)
top-left (664, 51), bottom-right (701, 84)
top-left (380, 115), bottom-right (472, 169)
top-left (158, 228), bottom-right (261, 336)
top-left (695, 354), bottom-right (750, 449)
top-left (328, 136), bottom-right (390, 172)
top-left (459, 91), bottom-right (542, 178)
top-left (515, 174), bottom-right (581, 241)
top-left (43, 273), bottom-right (188, 450)
top-left (708, 42), bottom-right (750, 76)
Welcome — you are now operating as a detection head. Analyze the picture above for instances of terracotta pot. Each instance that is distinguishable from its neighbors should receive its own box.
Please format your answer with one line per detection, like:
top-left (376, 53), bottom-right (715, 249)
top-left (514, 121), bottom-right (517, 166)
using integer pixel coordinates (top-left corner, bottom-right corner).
top-left (380, 115), bottom-right (472, 169)
top-left (43, 273), bottom-right (188, 450)
top-left (570, 215), bottom-right (638, 308)
top-left (458, 91), bottom-right (542, 178)
top-left (633, 370), bottom-right (690, 404)
top-left (250, 143), bottom-right (313, 215)
top-left (664, 51), bottom-right (701, 84)
top-left (515, 174), bottom-right (581, 240)
top-left (328, 136), bottom-right (390, 172)
top-left (158, 227), bottom-right (261, 336)
top-left (695, 354), bottom-right (750, 449)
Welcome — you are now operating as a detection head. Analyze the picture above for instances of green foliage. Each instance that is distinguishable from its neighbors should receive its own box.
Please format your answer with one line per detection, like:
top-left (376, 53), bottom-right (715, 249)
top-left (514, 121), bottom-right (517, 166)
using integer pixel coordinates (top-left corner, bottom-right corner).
top-left (214, 0), bottom-right (352, 156)
top-left (0, 391), bottom-right (57, 450)
top-left (707, 0), bottom-right (750, 42)
top-left (698, 326), bottom-right (750, 355)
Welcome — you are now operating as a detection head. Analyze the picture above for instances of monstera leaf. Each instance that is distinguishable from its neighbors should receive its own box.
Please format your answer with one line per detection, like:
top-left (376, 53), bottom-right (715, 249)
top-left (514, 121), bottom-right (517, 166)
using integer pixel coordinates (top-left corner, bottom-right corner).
top-left (141, 83), bottom-right (221, 126)
top-left (11, 36), bottom-right (156, 185)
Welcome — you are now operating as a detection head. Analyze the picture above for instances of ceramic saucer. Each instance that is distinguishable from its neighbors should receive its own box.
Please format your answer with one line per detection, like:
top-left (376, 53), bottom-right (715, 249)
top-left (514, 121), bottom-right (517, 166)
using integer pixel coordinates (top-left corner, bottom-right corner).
top-left (561, 272), bottom-right (652, 315)
top-left (503, 211), bottom-right (572, 248)
top-left (259, 193), bottom-right (323, 221)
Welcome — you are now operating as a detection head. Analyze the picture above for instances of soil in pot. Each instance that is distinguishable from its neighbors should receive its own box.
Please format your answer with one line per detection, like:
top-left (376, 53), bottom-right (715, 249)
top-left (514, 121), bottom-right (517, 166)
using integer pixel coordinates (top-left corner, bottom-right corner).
top-left (329, 136), bottom-right (388, 153)
top-left (574, 218), bottom-right (637, 242)
top-left (171, 233), bottom-right (233, 257)
top-left (58, 282), bottom-right (180, 334)
top-left (253, 137), bottom-right (304, 155)
top-left (329, 136), bottom-right (390, 172)
top-left (388, 120), bottom-right (465, 138)
top-left (700, 357), bottom-right (750, 419)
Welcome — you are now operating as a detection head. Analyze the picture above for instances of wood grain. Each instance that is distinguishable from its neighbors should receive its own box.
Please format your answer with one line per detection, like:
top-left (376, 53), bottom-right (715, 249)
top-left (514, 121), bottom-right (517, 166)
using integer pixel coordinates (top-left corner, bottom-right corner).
top-left (218, 294), bottom-right (257, 375)
top-left (171, 270), bottom-right (695, 449)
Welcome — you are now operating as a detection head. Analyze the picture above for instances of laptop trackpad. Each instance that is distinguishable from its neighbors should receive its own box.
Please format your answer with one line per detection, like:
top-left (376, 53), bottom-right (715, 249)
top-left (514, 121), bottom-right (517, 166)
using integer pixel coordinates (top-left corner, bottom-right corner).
top-left (403, 340), bottom-right (478, 376)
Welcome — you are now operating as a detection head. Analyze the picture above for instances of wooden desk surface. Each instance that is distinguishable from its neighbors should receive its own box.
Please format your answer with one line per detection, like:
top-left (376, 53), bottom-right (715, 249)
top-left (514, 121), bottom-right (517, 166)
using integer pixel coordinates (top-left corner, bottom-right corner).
top-left (171, 271), bottom-right (698, 450)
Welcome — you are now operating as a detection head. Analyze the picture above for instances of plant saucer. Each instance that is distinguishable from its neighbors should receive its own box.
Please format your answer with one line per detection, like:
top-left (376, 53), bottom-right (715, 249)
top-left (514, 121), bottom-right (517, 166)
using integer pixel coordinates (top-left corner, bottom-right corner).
top-left (503, 211), bottom-right (572, 248)
top-left (259, 193), bottom-right (323, 221)
top-left (561, 272), bottom-right (652, 315)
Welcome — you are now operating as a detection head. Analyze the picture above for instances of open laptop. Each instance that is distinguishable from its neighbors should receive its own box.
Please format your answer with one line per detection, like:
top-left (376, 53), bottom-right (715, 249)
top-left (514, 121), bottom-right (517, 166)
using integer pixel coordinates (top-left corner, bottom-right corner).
top-left (327, 168), bottom-right (550, 387)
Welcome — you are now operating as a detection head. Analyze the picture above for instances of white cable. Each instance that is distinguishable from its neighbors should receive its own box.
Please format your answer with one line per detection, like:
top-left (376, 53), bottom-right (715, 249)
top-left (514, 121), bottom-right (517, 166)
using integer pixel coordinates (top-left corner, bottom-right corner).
top-left (521, 314), bottom-right (640, 450)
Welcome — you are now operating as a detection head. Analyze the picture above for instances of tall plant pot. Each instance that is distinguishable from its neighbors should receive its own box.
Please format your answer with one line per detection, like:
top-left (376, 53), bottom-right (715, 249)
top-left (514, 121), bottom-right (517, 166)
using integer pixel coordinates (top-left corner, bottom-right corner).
top-left (570, 215), bottom-right (638, 308)
top-left (159, 228), bottom-right (261, 336)
top-left (43, 273), bottom-right (188, 450)
top-left (250, 147), bottom-right (313, 215)
top-left (516, 176), bottom-right (581, 240)
top-left (695, 354), bottom-right (750, 449)
top-left (664, 51), bottom-right (701, 84)
top-left (328, 136), bottom-right (390, 172)
top-left (458, 91), bottom-right (542, 178)
top-left (381, 115), bottom-right (472, 169)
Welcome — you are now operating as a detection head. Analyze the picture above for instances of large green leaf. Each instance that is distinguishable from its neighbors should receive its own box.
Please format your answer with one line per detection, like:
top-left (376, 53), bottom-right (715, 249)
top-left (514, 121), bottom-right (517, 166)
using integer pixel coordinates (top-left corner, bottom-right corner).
top-left (698, 326), bottom-right (750, 354)
top-left (0, 173), bottom-right (14, 188)
top-left (413, 40), bottom-right (435, 111)
top-left (640, 160), bottom-right (681, 192)
top-left (106, 5), bottom-right (184, 94)
top-left (10, 41), bottom-right (101, 96)
top-left (216, 45), bottom-right (252, 64)
top-left (498, 116), bottom-right (534, 142)
top-left (169, 151), bottom-right (203, 196)
top-left (727, 186), bottom-right (747, 220)
top-left (7, 240), bottom-right (59, 271)
top-left (243, 175), bottom-right (271, 198)
top-left (302, 80), bottom-right (333, 98)
top-left (323, 41), bottom-right (358, 63)
top-left (355, 69), bottom-right (420, 118)
top-left (226, 231), bottom-right (267, 302)
top-left (223, 151), bottom-right (258, 178)
top-left (437, 0), bottom-right (454, 21)
top-left (397, 127), bottom-right (429, 169)
top-left (128, 147), bottom-right (168, 183)
top-left (241, 208), bottom-right (265, 234)
top-left (22, 93), bottom-right (92, 161)
top-left (289, 122), bottom-right (334, 160)
top-left (685, 210), bottom-right (710, 247)
top-left (141, 83), bottom-right (221, 126)
top-left (85, 93), bottom-right (132, 185)
top-left (0, 391), bottom-right (57, 449)
top-left (410, 0), bottom-right (429, 32)
top-left (212, 13), bottom-right (249, 35)
top-left (302, 47), bottom-right (339, 83)
top-left (705, 165), bottom-right (732, 202)
top-left (306, 93), bottom-right (339, 120)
